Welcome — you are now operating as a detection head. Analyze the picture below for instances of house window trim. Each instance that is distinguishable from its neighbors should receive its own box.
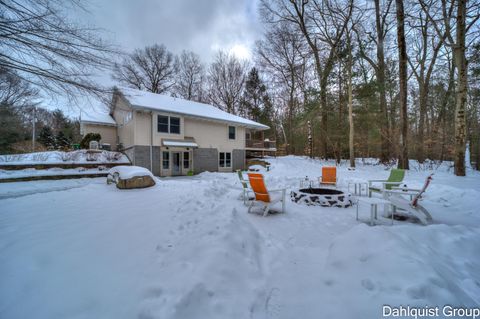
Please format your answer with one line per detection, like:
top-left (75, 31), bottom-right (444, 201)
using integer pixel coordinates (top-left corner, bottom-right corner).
top-left (157, 114), bottom-right (181, 135)
top-left (219, 152), bottom-right (232, 168)
top-left (183, 151), bottom-right (190, 169)
top-left (228, 126), bottom-right (236, 140)
top-left (162, 151), bottom-right (170, 170)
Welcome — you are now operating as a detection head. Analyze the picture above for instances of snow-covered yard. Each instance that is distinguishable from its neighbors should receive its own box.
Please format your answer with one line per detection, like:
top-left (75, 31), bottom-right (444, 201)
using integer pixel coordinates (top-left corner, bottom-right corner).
top-left (0, 156), bottom-right (479, 319)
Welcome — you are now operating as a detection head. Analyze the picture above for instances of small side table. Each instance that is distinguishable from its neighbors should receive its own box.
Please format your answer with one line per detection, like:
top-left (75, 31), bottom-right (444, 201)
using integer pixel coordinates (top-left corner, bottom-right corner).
top-left (300, 178), bottom-right (318, 188)
top-left (356, 197), bottom-right (393, 226)
top-left (348, 182), bottom-right (368, 196)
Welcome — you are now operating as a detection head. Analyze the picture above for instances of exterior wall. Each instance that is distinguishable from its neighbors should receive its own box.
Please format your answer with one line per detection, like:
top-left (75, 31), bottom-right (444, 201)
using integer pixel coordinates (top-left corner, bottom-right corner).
top-left (133, 111), bottom-right (185, 146)
top-left (193, 148), bottom-right (218, 174)
top-left (232, 149), bottom-right (246, 171)
top-left (81, 124), bottom-right (117, 150)
top-left (184, 118), bottom-right (245, 151)
top-left (113, 97), bottom-right (134, 148)
top-left (130, 145), bottom-right (161, 176)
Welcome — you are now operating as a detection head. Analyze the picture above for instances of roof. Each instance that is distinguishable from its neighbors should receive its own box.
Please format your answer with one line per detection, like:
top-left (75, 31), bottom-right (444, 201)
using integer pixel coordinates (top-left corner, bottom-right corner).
top-left (81, 109), bottom-right (116, 126)
top-left (117, 87), bottom-right (269, 130)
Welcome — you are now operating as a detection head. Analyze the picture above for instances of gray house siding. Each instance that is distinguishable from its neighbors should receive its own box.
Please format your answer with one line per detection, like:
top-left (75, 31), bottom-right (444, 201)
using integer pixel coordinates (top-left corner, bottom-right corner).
top-left (193, 148), bottom-right (218, 174)
top-left (232, 149), bottom-right (246, 171)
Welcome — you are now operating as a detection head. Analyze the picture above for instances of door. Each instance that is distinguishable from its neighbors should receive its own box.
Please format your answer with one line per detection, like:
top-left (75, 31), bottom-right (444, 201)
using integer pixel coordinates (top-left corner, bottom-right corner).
top-left (172, 152), bottom-right (181, 175)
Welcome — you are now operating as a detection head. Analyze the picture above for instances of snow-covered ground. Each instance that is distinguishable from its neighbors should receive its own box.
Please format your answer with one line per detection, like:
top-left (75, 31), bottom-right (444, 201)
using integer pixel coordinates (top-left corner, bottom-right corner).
top-left (0, 150), bottom-right (130, 165)
top-left (0, 167), bottom-right (107, 180)
top-left (0, 156), bottom-right (479, 319)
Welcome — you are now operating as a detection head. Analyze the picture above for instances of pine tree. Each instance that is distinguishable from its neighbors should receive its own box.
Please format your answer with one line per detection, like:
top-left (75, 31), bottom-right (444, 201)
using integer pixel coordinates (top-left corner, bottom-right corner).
top-left (55, 131), bottom-right (70, 150)
top-left (38, 126), bottom-right (55, 149)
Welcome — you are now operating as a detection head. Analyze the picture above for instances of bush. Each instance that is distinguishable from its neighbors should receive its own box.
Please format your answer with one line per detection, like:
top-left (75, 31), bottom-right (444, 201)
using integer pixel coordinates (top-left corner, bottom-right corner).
top-left (80, 133), bottom-right (101, 149)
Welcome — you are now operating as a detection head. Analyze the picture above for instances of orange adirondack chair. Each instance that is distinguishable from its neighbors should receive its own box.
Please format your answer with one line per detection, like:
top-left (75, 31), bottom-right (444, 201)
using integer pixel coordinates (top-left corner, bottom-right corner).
top-left (319, 166), bottom-right (337, 186)
top-left (247, 173), bottom-right (286, 216)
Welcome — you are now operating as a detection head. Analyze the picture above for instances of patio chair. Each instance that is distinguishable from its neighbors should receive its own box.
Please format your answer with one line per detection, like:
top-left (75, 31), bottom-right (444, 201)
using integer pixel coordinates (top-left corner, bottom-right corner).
top-left (237, 169), bottom-right (253, 204)
top-left (368, 168), bottom-right (405, 197)
top-left (382, 174), bottom-right (433, 225)
top-left (319, 166), bottom-right (337, 187)
top-left (247, 173), bottom-right (286, 216)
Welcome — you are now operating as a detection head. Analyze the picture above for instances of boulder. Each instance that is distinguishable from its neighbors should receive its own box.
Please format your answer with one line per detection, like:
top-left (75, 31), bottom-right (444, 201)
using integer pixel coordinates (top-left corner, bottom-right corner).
top-left (116, 175), bottom-right (155, 189)
top-left (107, 165), bottom-right (156, 189)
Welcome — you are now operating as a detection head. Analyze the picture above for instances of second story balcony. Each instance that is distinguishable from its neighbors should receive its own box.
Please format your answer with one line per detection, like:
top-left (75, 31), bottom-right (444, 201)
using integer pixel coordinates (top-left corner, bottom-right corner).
top-left (245, 139), bottom-right (277, 151)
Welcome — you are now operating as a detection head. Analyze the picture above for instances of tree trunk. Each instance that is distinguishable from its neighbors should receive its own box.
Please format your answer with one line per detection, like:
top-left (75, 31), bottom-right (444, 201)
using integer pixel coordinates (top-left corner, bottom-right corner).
top-left (374, 0), bottom-right (391, 163)
top-left (395, 0), bottom-right (409, 169)
top-left (348, 33), bottom-right (355, 168)
top-left (417, 83), bottom-right (428, 162)
top-left (453, 0), bottom-right (467, 176)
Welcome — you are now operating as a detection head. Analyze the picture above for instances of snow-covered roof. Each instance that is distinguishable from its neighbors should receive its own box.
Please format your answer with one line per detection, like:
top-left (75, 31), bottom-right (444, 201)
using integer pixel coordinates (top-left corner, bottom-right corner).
top-left (81, 109), bottom-right (116, 126)
top-left (118, 87), bottom-right (269, 130)
top-left (163, 140), bottom-right (198, 148)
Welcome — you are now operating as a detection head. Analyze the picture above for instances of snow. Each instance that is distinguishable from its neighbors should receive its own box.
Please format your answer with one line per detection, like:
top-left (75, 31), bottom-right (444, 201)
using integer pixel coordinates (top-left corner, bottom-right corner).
top-left (108, 165), bottom-right (154, 179)
top-left (81, 109), bottom-right (116, 126)
top-left (0, 150), bottom-right (130, 166)
top-left (0, 167), bottom-right (106, 180)
top-left (0, 156), bottom-right (479, 319)
top-left (119, 87), bottom-right (269, 130)
top-left (163, 141), bottom-right (199, 147)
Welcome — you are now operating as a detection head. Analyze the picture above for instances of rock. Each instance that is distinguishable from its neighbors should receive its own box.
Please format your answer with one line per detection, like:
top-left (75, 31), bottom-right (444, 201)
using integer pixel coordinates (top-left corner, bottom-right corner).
top-left (115, 175), bottom-right (156, 189)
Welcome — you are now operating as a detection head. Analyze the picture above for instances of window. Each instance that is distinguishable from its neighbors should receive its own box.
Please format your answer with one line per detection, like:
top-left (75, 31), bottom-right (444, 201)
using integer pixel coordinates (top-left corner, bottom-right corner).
top-left (170, 117), bottom-right (180, 134)
top-left (245, 132), bottom-right (251, 140)
top-left (183, 152), bottom-right (190, 169)
top-left (228, 126), bottom-right (236, 140)
top-left (157, 115), bottom-right (181, 134)
top-left (158, 115), bottom-right (169, 133)
top-left (123, 111), bottom-right (133, 125)
top-left (219, 152), bottom-right (232, 168)
top-left (162, 151), bottom-right (169, 169)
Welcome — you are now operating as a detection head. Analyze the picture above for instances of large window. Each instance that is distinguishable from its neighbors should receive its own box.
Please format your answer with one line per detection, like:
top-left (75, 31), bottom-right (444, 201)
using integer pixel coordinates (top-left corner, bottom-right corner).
top-left (228, 126), bottom-right (236, 140)
top-left (219, 152), bottom-right (231, 168)
top-left (157, 115), bottom-right (169, 133)
top-left (162, 151), bottom-right (169, 169)
top-left (170, 117), bottom-right (180, 134)
top-left (183, 152), bottom-right (190, 169)
top-left (157, 115), bottom-right (181, 134)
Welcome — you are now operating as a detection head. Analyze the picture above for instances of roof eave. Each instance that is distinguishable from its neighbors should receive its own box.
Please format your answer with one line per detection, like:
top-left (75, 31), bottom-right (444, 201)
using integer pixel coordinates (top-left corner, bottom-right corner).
top-left (130, 104), bottom-right (269, 130)
top-left (80, 120), bottom-right (117, 127)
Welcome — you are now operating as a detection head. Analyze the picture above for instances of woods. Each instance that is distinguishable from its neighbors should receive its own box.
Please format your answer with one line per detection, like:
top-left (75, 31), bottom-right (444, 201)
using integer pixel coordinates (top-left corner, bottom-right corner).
top-left (1, 0), bottom-right (479, 175)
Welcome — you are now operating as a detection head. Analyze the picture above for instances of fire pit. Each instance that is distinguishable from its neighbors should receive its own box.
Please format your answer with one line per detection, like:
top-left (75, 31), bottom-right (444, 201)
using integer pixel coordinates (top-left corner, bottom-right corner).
top-left (290, 188), bottom-right (352, 208)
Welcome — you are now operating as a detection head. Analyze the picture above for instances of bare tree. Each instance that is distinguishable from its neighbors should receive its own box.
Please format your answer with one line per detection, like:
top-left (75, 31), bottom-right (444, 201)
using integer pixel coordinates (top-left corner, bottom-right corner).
top-left (174, 50), bottom-right (205, 101)
top-left (0, 0), bottom-right (117, 102)
top-left (396, 0), bottom-right (409, 169)
top-left (0, 68), bottom-right (39, 108)
top-left (112, 44), bottom-right (176, 94)
top-left (207, 51), bottom-right (248, 114)
top-left (261, 0), bottom-right (354, 158)
top-left (419, 0), bottom-right (480, 175)
top-left (406, 2), bottom-right (449, 163)
top-left (256, 22), bottom-right (308, 153)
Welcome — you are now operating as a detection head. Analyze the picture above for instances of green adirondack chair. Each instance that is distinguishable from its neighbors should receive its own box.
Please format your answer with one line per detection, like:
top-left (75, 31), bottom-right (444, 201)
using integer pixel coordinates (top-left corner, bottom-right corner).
top-left (237, 170), bottom-right (253, 204)
top-left (368, 168), bottom-right (405, 197)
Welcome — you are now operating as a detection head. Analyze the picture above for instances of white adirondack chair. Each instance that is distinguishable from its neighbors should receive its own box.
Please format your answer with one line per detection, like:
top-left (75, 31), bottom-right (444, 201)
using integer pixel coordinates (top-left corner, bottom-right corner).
top-left (382, 174), bottom-right (433, 225)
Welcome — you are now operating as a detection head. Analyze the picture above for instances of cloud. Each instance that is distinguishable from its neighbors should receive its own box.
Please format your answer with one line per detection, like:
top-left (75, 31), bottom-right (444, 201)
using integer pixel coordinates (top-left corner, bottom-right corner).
top-left (88, 0), bottom-right (262, 62)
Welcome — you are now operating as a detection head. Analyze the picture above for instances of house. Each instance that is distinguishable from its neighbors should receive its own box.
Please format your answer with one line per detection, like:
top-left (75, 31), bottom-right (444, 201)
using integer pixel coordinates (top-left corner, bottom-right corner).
top-left (80, 87), bottom-right (275, 176)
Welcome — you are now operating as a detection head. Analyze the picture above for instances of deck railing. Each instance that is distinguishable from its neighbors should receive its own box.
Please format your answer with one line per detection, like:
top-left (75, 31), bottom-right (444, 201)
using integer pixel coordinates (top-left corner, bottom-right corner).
top-left (246, 139), bottom-right (276, 150)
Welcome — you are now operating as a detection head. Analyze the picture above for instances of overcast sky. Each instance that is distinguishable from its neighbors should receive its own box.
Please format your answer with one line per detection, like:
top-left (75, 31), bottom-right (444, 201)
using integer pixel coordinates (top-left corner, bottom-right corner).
top-left (83, 0), bottom-right (263, 62)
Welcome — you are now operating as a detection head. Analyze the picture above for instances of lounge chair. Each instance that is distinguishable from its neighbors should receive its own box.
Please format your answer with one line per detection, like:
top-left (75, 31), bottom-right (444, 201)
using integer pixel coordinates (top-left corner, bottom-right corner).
top-left (383, 174), bottom-right (433, 225)
top-left (368, 168), bottom-right (405, 197)
top-left (237, 169), bottom-right (253, 204)
top-left (319, 166), bottom-right (337, 187)
top-left (247, 173), bottom-right (286, 216)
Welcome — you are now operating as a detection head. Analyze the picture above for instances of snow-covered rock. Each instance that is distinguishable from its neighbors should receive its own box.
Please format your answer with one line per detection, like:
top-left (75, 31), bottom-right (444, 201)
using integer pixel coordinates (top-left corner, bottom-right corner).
top-left (108, 166), bottom-right (155, 189)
